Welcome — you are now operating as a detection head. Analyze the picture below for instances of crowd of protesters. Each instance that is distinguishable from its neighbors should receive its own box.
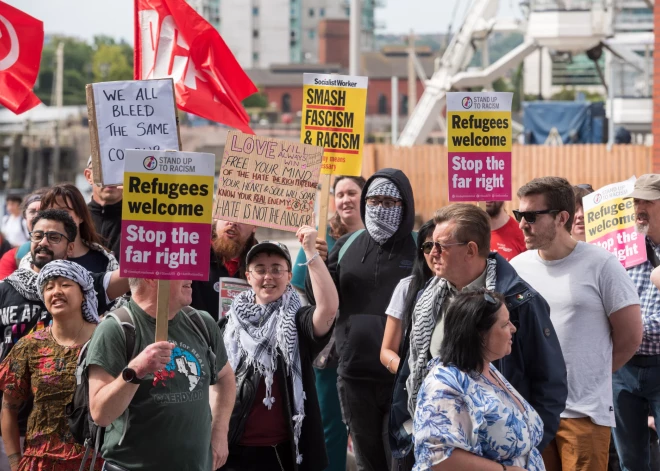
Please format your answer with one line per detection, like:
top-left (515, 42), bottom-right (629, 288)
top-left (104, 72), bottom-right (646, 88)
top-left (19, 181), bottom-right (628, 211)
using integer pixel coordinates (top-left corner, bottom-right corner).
top-left (0, 165), bottom-right (657, 471)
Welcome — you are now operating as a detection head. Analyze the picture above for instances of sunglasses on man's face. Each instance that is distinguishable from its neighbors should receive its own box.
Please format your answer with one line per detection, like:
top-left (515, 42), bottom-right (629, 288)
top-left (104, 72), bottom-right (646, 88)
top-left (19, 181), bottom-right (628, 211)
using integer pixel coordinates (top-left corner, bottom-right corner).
top-left (420, 241), bottom-right (468, 255)
top-left (512, 209), bottom-right (560, 224)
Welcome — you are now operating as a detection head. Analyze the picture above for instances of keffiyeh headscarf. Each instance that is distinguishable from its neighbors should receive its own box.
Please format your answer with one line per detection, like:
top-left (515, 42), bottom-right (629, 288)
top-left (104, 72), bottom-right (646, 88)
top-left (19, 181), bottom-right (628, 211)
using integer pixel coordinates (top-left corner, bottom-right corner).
top-left (365, 178), bottom-right (403, 244)
top-left (224, 285), bottom-right (306, 464)
top-left (36, 260), bottom-right (100, 324)
top-left (407, 257), bottom-right (498, 416)
top-left (5, 269), bottom-right (40, 302)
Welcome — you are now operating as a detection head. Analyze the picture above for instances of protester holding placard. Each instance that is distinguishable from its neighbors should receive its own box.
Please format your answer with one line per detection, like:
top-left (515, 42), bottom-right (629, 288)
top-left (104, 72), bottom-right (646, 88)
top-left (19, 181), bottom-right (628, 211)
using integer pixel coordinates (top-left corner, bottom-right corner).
top-left (84, 156), bottom-right (123, 256)
top-left (291, 175), bottom-right (366, 471)
top-left (510, 177), bottom-right (642, 471)
top-left (220, 225), bottom-right (339, 471)
top-left (486, 201), bottom-right (526, 261)
top-left (0, 260), bottom-right (102, 471)
top-left (191, 219), bottom-right (257, 321)
top-left (37, 184), bottom-right (118, 273)
top-left (614, 174), bottom-right (660, 470)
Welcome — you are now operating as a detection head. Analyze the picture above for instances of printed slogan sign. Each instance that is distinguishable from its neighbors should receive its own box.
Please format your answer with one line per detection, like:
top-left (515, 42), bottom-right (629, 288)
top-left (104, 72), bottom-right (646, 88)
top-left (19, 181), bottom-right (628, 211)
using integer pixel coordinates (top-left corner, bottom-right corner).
top-left (218, 277), bottom-right (251, 318)
top-left (301, 73), bottom-right (368, 176)
top-left (120, 149), bottom-right (214, 280)
top-left (583, 177), bottom-right (645, 269)
top-left (214, 131), bottom-right (324, 232)
top-left (447, 92), bottom-right (513, 202)
top-left (87, 78), bottom-right (180, 186)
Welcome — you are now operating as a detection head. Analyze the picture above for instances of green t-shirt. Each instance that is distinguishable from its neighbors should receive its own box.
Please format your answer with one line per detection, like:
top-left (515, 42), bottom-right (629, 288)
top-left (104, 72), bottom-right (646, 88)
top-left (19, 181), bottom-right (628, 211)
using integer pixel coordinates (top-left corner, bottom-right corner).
top-left (85, 300), bottom-right (228, 471)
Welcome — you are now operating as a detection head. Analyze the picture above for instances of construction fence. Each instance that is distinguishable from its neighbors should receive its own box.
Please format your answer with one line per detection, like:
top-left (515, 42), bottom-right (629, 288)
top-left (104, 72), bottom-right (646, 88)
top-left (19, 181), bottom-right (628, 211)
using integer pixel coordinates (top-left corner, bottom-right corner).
top-left (361, 144), bottom-right (653, 220)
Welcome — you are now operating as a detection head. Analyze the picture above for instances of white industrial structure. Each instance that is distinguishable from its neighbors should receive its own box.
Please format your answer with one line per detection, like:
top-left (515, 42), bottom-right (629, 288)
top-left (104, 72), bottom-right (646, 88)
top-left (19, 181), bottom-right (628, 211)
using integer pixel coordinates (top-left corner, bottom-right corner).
top-left (398, 0), bottom-right (654, 146)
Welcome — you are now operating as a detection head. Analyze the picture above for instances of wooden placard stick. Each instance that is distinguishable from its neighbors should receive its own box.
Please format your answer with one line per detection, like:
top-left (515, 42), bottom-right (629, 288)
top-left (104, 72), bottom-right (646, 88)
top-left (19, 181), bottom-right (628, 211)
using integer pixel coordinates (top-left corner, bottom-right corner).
top-left (154, 97), bottom-right (183, 342)
top-left (85, 85), bottom-right (104, 186)
top-left (317, 173), bottom-right (332, 240)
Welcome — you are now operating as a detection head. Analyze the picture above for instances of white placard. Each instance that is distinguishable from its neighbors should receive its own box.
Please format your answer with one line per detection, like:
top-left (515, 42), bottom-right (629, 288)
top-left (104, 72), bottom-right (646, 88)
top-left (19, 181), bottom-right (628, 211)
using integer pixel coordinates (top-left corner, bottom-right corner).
top-left (89, 78), bottom-right (180, 185)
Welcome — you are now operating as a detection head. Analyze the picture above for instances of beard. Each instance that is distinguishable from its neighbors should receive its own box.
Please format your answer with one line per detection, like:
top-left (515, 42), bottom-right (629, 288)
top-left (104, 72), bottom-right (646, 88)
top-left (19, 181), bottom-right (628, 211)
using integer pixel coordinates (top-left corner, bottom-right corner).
top-left (212, 233), bottom-right (248, 261)
top-left (523, 224), bottom-right (556, 251)
top-left (486, 202), bottom-right (504, 217)
top-left (32, 246), bottom-right (55, 269)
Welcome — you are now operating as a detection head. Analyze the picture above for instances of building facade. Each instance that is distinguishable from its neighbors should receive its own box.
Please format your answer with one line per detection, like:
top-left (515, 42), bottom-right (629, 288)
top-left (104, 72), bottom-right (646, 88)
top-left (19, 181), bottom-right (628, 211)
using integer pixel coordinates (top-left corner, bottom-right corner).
top-left (188, 0), bottom-right (382, 68)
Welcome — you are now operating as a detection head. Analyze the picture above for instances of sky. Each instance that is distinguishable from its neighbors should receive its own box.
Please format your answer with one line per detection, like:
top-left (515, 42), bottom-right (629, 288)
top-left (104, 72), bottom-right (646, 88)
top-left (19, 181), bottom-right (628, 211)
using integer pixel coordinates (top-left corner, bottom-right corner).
top-left (8, 0), bottom-right (522, 44)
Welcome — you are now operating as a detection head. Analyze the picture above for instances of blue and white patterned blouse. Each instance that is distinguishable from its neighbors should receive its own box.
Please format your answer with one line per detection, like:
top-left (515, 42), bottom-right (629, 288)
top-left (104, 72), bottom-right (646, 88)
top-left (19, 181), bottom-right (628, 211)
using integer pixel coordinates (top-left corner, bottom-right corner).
top-left (413, 359), bottom-right (545, 471)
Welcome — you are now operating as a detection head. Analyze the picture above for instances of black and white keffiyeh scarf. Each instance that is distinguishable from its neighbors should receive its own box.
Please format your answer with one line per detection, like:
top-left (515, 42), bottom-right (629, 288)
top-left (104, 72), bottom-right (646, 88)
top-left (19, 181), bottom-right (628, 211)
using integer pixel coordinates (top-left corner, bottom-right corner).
top-left (36, 260), bottom-right (100, 323)
top-left (224, 285), bottom-right (306, 464)
top-left (406, 257), bottom-right (498, 415)
top-left (4, 268), bottom-right (40, 302)
top-left (365, 178), bottom-right (403, 244)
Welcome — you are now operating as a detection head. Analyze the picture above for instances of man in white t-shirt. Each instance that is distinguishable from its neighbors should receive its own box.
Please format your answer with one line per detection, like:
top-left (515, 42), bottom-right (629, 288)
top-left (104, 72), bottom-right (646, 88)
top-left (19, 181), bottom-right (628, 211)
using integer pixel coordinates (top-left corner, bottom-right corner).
top-left (510, 176), bottom-right (642, 471)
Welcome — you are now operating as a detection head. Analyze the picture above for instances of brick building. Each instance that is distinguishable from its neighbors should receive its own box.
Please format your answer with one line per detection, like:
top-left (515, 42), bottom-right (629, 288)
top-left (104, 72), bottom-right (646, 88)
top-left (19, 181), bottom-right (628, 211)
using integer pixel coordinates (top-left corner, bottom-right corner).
top-left (245, 19), bottom-right (436, 117)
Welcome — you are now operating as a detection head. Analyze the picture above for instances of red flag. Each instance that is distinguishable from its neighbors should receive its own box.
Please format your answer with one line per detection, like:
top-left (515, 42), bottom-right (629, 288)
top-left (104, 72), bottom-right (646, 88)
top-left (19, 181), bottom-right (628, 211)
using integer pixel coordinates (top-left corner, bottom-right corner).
top-left (134, 0), bottom-right (257, 133)
top-left (0, 1), bottom-right (43, 114)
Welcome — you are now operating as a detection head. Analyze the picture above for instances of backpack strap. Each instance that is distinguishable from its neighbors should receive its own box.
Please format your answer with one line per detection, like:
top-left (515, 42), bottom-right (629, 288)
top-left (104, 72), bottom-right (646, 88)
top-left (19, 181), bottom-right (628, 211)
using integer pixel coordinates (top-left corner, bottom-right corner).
top-left (181, 306), bottom-right (218, 385)
top-left (338, 229), bottom-right (365, 266)
top-left (104, 307), bottom-right (138, 363)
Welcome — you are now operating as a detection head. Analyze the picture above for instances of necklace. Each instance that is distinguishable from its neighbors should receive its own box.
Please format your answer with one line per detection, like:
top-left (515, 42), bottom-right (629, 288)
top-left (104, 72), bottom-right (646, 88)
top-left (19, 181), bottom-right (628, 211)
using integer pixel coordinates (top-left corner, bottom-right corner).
top-left (50, 323), bottom-right (85, 349)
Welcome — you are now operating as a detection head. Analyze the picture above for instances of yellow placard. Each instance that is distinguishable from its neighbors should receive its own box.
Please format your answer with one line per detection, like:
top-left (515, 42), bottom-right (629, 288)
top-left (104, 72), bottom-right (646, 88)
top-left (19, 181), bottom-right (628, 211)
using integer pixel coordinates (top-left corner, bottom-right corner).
top-left (447, 111), bottom-right (513, 152)
top-left (584, 198), bottom-right (636, 242)
top-left (123, 172), bottom-right (215, 223)
top-left (301, 74), bottom-right (368, 176)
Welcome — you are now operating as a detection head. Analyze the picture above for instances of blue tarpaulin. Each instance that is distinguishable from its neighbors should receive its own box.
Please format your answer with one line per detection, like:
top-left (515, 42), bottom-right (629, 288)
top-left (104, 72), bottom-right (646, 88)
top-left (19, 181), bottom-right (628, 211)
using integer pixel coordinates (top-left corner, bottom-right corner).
top-left (523, 101), bottom-right (605, 144)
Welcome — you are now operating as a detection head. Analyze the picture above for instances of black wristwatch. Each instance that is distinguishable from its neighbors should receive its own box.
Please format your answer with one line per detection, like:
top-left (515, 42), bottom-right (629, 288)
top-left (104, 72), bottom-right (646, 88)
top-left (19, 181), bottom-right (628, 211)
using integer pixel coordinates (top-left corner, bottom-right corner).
top-left (122, 367), bottom-right (142, 385)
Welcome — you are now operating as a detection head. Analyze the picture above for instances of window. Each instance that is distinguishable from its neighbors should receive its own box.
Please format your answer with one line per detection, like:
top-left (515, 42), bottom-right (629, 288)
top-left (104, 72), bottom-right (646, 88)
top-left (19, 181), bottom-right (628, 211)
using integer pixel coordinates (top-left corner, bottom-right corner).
top-left (253, 52), bottom-right (259, 63)
top-left (309, 8), bottom-right (314, 17)
top-left (253, 29), bottom-right (259, 38)
top-left (252, 6), bottom-right (259, 15)
top-left (309, 29), bottom-right (315, 39)
top-left (319, 7), bottom-right (325, 17)
top-left (282, 93), bottom-right (292, 113)
top-left (401, 95), bottom-right (408, 115)
top-left (377, 94), bottom-right (387, 115)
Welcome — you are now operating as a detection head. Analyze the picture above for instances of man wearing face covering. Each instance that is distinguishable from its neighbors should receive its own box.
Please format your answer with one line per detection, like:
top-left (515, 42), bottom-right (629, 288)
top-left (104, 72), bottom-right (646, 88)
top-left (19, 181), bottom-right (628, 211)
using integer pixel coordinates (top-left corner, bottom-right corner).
top-left (307, 169), bottom-right (417, 471)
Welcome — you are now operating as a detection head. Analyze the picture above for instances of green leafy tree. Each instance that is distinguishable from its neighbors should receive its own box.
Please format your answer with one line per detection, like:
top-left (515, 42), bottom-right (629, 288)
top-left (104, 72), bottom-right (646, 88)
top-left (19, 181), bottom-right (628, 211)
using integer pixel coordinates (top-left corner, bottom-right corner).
top-left (243, 89), bottom-right (268, 108)
top-left (92, 44), bottom-right (133, 82)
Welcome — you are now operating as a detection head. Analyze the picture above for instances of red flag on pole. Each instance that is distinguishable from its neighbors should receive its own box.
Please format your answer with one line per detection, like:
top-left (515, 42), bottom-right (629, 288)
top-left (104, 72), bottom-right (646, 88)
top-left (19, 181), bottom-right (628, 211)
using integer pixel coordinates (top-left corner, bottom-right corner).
top-left (134, 0), bottom-right (257, 133)
top-left (0, 1), bottom-right (43, 114)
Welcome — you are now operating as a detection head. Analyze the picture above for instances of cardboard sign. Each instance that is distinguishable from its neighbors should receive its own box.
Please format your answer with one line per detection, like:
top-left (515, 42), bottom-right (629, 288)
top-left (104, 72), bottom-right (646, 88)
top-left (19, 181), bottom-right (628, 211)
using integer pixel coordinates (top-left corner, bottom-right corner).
top-left (447, 92), bottom-right (513, 202)
top-left (214, 131), bottom-right (324, 232)
top-left (120, 149), bottom-right (215, 280)
top-left (86, 79), bottom-right (180, 186)
top-left (218, 277), bottom-right (251, 317)
top-left (301, 73), bottom-right (368, 176)
top-left (583, 177), bottom-right (645, 268)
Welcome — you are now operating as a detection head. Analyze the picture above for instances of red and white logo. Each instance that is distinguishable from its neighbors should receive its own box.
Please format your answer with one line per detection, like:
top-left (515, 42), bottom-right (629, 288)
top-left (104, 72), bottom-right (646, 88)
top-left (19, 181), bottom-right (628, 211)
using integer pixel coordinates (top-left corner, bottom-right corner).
top-left (134, 0), bottom-right (257, 133)
top-left (0, 1), bottom-right (43, 114)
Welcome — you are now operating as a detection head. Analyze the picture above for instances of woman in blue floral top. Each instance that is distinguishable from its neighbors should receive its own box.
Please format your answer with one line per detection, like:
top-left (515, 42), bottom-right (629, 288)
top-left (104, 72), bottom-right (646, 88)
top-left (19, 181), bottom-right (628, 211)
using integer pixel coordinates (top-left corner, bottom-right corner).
top-left (413, 289), bottom-right (545, 471)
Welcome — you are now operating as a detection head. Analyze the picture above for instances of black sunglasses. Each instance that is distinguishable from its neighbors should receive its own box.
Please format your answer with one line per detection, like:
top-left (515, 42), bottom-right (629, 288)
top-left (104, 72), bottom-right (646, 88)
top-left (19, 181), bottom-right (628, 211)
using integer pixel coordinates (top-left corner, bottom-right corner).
top-left (484, 292), bottom-right (497, 305)
top-left (576, 184), bottom-right (594, 191)
top-left (512, 209), bottom-right (560, 224)
top-left (421, 241), bottom-right (468, 254)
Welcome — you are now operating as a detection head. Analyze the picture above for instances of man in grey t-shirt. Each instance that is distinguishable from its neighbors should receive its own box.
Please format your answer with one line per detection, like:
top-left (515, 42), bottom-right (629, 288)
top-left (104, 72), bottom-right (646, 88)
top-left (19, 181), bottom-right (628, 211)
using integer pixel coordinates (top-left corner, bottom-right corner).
top-left (511, 176), bottom-right (642, 471)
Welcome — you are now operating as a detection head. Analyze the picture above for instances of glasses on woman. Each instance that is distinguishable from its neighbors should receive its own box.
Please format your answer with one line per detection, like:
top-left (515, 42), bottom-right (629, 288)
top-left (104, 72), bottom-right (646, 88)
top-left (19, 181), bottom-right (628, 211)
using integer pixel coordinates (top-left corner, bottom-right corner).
top-left (420, 241), bottom-right (468, 254)
top-left (366, 197), bottom-right (403, 209)
top-left (248, 266), bottom-right (289, 278)
top-left (29, 231), bottom-right (70, 244)
top-left (512, 209), bottom-right (560, 224)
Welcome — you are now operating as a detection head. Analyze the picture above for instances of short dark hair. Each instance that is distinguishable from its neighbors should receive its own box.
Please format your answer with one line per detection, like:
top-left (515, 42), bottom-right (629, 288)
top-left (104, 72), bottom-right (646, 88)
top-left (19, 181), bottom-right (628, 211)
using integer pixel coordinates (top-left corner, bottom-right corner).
top-left (6, 195), bottom-right (22, 205)
top-left (573, 185), bottom-right (593, 209)
top-left (439, 289), bottom-right (505, 375)
top-left (517, 177), bottom-right (575, 231)
top-left (434, 204), bottom-right (491, 257)
top-left (31, 209), bottom-right (78, 242)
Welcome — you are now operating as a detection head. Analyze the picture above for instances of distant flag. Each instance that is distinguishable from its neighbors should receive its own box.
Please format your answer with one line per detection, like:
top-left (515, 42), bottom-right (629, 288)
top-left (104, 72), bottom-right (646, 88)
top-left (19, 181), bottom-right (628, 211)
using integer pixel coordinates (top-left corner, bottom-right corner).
top-left (134, 0), bottom-right (257, 133)
top-left (0, 1), bottom-right (43, 114)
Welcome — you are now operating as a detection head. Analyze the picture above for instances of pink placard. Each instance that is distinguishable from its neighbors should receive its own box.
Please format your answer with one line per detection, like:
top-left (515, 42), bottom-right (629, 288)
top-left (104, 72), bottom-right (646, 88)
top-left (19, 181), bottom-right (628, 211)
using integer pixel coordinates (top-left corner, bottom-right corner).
top-left (448, 151), bottom-right (511, 202)
top-left (119, 221), bottom-right (211, 280)
top-left (589, 226), bottom-right (646, 269)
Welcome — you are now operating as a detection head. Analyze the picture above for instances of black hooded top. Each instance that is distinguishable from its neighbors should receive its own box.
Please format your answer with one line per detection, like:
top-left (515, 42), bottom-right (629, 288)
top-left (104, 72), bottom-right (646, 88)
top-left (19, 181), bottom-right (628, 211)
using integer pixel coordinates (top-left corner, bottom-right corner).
top-left (310, 168), bottom-right (417, 382)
